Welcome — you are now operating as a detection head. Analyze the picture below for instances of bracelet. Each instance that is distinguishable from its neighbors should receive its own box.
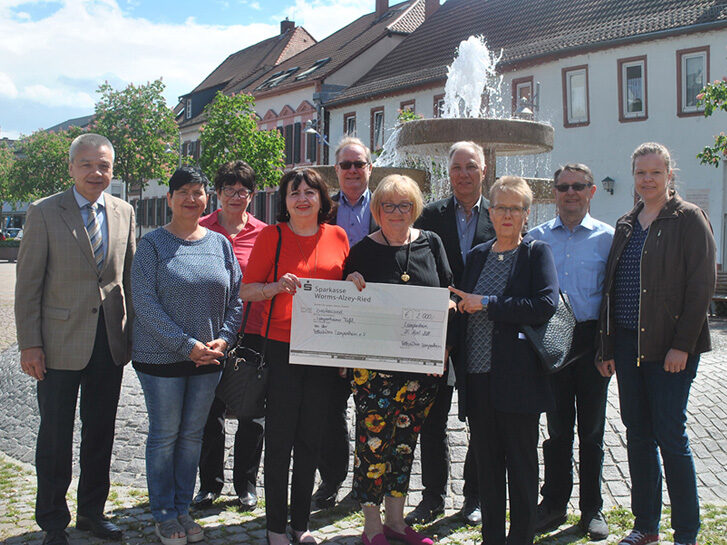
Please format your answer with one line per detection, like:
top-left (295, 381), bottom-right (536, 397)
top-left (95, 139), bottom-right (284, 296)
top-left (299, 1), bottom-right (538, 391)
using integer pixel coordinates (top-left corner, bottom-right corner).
top-left (260, 284), bottom-right (267, 298)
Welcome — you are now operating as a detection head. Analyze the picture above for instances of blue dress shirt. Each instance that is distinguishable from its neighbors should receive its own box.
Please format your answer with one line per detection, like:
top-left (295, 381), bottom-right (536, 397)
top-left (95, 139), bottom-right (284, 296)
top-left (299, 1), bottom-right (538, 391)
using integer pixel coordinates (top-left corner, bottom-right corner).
top-left (454, 195), bottom-right (483, 264)
top-left (529, 213), bottom-right (614, 322)
top-left (73, 186), bottom-right (109, 261)
top-left (336, 189), bottom-right (372, 246)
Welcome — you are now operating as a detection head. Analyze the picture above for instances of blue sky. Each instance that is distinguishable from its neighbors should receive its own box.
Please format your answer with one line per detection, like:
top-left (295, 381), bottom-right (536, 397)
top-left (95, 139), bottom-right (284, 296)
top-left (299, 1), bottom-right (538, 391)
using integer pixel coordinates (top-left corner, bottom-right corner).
top-left (0, 0), bottom-right (376, 139)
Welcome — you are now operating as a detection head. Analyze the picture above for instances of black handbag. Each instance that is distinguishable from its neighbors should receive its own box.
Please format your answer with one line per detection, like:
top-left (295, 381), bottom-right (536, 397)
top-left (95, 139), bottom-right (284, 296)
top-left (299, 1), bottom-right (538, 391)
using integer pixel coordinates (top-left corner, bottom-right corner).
top-left (215, 226), bottom-right (282, 419)
top-left (521, 290), bottom-right (578, 374)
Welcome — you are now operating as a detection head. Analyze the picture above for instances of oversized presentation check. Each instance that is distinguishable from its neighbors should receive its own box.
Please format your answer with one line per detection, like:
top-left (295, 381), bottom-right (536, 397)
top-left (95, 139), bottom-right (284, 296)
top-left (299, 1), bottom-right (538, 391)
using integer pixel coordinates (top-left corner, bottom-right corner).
top-left (289, 278), bottom-right (449, 374)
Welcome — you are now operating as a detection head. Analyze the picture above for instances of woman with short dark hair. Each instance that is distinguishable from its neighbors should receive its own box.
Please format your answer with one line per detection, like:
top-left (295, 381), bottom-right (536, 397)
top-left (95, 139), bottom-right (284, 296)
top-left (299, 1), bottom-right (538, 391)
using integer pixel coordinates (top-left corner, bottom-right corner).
top-left (241, 168), bottom-right (348, 545)
top-left (193, 160), bottom-right (267, 511)
top-left (132, 166), bottom-right (243, 545)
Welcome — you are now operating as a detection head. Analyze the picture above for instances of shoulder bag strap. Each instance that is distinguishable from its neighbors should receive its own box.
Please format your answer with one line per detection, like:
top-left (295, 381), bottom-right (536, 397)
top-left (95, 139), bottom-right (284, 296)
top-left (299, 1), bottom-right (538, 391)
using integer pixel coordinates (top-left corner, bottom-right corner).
top-left (258, 225), bottom-right (283, 363)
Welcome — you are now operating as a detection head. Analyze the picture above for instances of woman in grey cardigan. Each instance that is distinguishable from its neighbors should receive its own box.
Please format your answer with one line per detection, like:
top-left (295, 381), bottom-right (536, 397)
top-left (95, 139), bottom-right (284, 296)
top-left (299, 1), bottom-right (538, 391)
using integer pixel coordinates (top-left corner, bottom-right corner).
top-left (131, 167), bottom-right (242, 545)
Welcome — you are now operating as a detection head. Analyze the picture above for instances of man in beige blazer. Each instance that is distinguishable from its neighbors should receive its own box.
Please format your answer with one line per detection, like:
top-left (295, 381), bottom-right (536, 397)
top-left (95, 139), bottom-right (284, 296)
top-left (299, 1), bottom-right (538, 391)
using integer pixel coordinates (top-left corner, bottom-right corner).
top-left (15, 133), bottom-right (135, 545)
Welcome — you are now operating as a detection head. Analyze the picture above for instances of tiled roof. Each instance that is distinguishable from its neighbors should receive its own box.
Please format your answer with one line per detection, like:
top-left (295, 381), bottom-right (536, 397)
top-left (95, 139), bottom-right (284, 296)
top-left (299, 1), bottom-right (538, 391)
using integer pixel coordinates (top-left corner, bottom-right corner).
top-left (328, 0), bottom-right (727, 106)
top-left (190, 27), bottom-right (316, 94)
top-left (46, 114), bottom-right (94, 133)
top-left (234, 0), bottom-right (424, 96)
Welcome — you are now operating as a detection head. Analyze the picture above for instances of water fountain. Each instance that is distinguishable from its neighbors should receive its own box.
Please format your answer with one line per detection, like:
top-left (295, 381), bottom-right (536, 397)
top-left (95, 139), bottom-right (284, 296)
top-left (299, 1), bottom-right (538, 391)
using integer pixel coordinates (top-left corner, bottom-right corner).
top-left (315, 35), bottom-right (554, 205)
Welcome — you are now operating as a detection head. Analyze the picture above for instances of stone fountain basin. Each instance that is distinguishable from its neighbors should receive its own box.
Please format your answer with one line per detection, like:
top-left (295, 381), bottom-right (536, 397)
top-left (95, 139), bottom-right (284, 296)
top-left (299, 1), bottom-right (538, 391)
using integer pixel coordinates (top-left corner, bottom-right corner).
top-left (396, 118), bottom-right (554, 156)
top-left (309, 166), bottom-right (430, 192)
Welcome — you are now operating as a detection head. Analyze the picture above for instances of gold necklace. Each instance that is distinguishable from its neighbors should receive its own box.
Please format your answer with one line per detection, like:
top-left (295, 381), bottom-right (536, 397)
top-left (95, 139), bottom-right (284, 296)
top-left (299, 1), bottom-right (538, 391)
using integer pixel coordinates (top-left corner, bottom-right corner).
top-left (381, 229), bottom-right (411, 282)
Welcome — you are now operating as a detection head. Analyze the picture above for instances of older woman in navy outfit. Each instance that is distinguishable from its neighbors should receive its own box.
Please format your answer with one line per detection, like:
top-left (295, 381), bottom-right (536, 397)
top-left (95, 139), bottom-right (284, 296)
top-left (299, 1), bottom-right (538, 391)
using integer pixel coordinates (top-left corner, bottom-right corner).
top-left (450, 176), bottom-right (558, 545)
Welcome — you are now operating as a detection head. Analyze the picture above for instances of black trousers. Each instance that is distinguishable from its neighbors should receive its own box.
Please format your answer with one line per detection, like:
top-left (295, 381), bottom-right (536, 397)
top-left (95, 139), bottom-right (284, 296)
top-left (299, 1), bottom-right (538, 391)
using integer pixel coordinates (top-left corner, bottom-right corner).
top-left (540, 321), bottom-right (609, 514)
top-left (467, 373), bottom-right (540, 545)
top-left (316, 373), bottom-right (351, 488)
top-left (198, 396), bottom-right (264, 496)
top-left (420, 382), bottom-right (478, 503)
top-left (264, 338), bottom-right (333, 533)
top-left (35, 312), bottom-right (124, 531)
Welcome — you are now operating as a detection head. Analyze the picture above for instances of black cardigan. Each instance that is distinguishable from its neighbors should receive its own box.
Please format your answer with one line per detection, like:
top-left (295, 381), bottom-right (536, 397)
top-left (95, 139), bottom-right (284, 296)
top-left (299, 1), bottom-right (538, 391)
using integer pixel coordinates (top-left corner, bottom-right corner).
top-left (453, 235), bottom-right (558, 419)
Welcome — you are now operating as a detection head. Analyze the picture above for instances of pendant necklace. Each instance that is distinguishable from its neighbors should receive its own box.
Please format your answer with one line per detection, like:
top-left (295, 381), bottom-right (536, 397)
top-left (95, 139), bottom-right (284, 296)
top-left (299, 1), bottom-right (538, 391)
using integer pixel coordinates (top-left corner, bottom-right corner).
top-left (381, 229), bottom-right (411, 282)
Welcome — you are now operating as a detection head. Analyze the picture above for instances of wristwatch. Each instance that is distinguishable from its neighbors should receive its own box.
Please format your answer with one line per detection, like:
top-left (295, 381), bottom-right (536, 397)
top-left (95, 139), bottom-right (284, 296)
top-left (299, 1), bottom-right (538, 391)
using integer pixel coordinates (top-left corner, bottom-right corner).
top-left (480, 295), bottom-right (490, 309)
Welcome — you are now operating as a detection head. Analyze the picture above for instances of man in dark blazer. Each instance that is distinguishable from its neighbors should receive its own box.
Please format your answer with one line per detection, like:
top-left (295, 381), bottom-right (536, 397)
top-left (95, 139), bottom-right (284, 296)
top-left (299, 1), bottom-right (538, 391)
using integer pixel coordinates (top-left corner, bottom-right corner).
top-left (313, 136), bottom-right (377, 509)
top-left (408, 141), bottom-right (495, 525)
top-left (16, 134), bottom-right (136, 545)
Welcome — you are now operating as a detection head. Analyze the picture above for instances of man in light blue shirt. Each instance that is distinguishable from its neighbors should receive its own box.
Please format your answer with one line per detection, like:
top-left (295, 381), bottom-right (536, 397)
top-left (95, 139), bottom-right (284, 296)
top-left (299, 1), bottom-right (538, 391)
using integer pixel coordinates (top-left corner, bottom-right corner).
top-left (529, 163), bottom-right (614, 541)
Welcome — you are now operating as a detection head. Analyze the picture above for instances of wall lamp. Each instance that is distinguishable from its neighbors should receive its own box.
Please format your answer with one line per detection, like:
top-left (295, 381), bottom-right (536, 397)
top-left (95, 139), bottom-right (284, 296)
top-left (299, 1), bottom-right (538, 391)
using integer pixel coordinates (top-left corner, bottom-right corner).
top-left (601, 176), bottom-right (615, 195)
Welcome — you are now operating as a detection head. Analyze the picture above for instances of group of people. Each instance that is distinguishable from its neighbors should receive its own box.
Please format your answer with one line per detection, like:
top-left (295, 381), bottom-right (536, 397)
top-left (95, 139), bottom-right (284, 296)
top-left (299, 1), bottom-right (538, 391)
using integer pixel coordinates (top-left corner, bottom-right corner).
top-left (15, 132), bottom-right (714, 545)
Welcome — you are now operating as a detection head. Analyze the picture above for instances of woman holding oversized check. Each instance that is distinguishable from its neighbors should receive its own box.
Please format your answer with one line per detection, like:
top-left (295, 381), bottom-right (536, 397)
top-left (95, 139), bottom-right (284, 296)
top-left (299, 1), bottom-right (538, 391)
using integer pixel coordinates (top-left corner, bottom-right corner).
top-left (345, 174), bottom-right (453, 545)
top-left (448, 176), bottom-right (558, 545)
top-left (240, 168), bottom-right (349, 545)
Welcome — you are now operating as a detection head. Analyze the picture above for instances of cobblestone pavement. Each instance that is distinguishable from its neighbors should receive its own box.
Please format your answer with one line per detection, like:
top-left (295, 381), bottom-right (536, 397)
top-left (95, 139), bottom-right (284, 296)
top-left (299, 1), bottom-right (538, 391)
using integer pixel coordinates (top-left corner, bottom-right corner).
top-left (1, 261), bottom-right (726, 543)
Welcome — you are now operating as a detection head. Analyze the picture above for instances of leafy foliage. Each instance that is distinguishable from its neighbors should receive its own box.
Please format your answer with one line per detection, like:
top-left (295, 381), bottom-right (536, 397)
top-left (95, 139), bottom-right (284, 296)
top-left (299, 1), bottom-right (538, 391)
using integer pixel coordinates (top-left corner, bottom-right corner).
top-left (0, 142), bottom-right (14, 207)
top-left (92, 79), bottom-right (179, 194)
top-left (198, 92), bottom-right (285, 188)
top-left (7, 127), bottom-right (83, 203)
top-left (397, 108), bottom-right (423, 124)
top-left (697, 78), bottom-right (727, 168)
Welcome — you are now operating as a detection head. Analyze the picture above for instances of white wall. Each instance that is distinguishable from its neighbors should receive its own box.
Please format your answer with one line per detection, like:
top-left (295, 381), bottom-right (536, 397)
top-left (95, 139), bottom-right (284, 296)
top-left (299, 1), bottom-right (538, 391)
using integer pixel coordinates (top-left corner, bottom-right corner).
top-left (327, 29), bottom-right (727, 262)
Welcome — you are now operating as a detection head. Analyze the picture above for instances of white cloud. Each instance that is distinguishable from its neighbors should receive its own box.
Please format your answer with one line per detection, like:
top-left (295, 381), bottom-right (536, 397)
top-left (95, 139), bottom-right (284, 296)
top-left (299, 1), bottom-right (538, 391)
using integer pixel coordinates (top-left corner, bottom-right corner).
top-left (280, 0), bottom-right (371, 39)
top-left (0, 0), bottom-right (380, 135)
top-left (0, 73), bottom-right (19, 98)
top-left (23, 84), bottom-right (95, 108)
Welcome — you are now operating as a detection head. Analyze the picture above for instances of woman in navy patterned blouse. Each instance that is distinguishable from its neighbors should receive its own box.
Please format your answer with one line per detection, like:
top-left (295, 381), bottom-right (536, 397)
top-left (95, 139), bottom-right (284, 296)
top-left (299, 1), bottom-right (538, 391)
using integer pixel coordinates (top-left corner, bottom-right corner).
top-left (596, 143), bottom-right (716, 545)
top-left (131, 167), bottom-right (243, 545)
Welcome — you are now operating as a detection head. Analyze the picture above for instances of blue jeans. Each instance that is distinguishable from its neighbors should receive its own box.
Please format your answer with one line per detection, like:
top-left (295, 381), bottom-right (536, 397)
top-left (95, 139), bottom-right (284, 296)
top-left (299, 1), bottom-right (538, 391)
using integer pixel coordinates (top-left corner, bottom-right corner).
top-left (614, 328), bottom-right (700, 543)
top-left (136, 370), bottom-right (221, 522)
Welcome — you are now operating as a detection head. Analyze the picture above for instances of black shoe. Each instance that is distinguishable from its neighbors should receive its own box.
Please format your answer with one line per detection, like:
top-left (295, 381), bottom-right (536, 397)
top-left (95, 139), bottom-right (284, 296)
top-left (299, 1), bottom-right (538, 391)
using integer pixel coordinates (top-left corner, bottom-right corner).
top-left (191, 490), bottom-right (220, 509)
top-left (76, 514), bottom-right (122, 540)
top-left (460, 496), bottom-right (482, 525)
top-left (238, 490), bottom-right (258, 511)
top-left (43, 530), bottom-right (69, 545)
top-left (312, 482), bottom-right (340, 509)
top-left (404, 498), bottom-right (445, 525)
top-left (534, 502), bottom-right (567, 533)
top-left (578, 510), bottom-right (609, 540)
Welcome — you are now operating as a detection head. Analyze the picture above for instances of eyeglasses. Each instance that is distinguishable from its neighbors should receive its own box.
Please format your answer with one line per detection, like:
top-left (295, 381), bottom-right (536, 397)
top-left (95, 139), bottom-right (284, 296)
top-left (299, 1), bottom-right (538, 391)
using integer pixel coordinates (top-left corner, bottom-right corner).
top-left (554, 182), bottom-right (592, 192)
top-left (491, 205), bottom-right (526, 216)
top-left (381, 202), bottom-right (413, 214)
top-left (222, 187), bottom-right (253, 198)
top-left (338, 160), bottom-right (369, 170)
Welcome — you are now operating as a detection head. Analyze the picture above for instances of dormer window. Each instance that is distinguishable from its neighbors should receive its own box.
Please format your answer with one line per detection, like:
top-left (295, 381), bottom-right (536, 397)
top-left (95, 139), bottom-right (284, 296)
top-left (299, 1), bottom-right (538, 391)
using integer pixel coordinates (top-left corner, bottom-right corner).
top-left (256, 67), bottom-right (299, 90)
top-left (294, 58), bottom-right (331, 80)
top-left (185, 98), bottom-right (192, 120)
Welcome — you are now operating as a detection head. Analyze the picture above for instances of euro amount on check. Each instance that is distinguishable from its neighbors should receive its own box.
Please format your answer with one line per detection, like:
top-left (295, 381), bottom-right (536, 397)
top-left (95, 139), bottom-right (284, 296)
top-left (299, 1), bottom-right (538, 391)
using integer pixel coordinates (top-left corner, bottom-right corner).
top-left (290, 279), bottom-right (449, 374)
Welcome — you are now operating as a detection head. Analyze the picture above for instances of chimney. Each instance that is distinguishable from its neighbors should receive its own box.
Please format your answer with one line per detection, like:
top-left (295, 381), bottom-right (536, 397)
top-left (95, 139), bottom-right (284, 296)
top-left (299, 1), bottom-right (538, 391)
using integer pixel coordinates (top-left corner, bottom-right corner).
top-left (425, 0), bottom-right (440, 19)
top-left (376, 0), bottom-right (388, 17)
top-left (280, 18), bottom-right (295, 34)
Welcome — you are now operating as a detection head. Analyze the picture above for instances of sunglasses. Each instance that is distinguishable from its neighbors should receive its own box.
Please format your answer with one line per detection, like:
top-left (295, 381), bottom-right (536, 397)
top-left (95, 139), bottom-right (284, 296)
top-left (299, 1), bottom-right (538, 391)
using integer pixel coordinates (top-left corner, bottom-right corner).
top-left (338, 160), bottom-right (368, 170)
top-left (554, 182), bottom-right (592, 192)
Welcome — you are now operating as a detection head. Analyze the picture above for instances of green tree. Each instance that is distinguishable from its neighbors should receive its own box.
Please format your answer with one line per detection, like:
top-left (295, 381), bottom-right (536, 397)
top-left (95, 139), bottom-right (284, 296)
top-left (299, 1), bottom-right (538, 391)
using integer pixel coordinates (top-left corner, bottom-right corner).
top-left (697, 77), bottom-right (727, 167)
top-left (7, 127), bottom-right (83, 203)
top-left (199, 92), bottom-right (285, 188)
top-left (0, 141), bottom-right (14, 206)
top-left (92, 79), bottom-right (179, 197)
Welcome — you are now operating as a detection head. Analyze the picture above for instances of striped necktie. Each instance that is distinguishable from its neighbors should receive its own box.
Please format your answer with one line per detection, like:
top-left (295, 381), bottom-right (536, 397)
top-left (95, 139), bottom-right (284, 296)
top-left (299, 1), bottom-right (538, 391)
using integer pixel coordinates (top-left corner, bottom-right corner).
top-left (86, 203), bottom-right (104, 270)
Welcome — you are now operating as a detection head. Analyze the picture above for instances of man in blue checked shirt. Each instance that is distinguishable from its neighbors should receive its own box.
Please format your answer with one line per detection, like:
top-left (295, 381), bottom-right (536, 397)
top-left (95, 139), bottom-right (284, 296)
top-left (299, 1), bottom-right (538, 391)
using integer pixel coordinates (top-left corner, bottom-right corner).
top-left (529, 163), bottom-right (614, 541)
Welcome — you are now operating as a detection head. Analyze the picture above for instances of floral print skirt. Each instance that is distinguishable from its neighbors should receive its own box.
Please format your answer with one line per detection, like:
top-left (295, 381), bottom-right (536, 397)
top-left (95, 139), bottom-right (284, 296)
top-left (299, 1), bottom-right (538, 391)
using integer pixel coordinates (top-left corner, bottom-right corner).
top-left (351, 368), bottom-right (439, 506)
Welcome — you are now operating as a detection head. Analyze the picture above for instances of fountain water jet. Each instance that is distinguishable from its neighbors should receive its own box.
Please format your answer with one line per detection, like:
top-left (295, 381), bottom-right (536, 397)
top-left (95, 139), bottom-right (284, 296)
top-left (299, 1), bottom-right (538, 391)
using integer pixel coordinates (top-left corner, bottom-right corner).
top-left (374, 35), bottom-right (554, 199)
